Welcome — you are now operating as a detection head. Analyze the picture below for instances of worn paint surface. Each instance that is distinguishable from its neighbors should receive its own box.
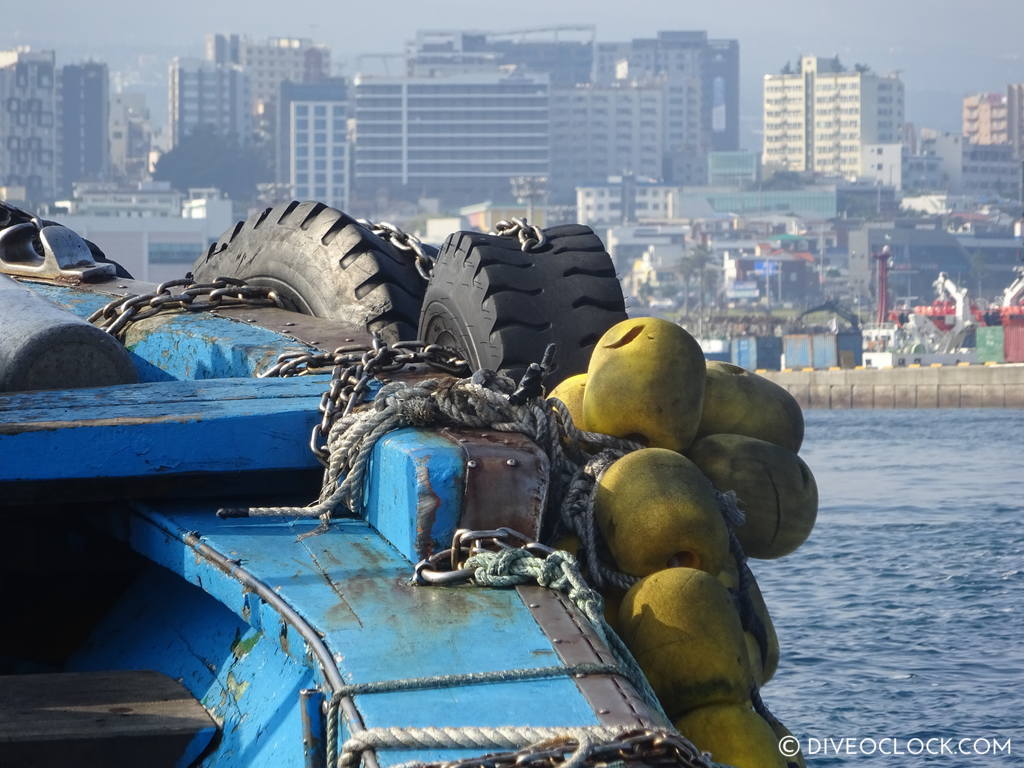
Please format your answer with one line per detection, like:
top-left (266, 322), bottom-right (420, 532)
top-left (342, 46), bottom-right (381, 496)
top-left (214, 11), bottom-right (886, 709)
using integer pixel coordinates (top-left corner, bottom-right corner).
top-left (363, 428), bottom-right (466, 562)
top-left (69, 563), bottom-right (313, 768)
top-left (113, 505), bottom-right (600, 767)
top-left (0, 376), bottom-right (327, 481)
top-left (25, 282), bottom-right (315, 381)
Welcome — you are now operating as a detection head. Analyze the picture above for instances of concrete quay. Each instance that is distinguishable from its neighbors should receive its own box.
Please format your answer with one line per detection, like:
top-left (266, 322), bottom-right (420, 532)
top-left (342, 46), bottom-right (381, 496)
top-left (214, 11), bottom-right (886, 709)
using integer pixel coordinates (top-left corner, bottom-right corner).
top-left (760, 364), bottom-right (1024, 409)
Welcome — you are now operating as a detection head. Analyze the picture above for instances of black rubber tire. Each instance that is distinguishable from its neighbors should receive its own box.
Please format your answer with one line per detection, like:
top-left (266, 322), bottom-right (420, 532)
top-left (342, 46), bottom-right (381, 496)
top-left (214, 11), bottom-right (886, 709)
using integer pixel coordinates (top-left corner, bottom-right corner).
top-left (192, 200), bottom-right (424, 342)
top-left (418, 225), bottom-right (626, 385)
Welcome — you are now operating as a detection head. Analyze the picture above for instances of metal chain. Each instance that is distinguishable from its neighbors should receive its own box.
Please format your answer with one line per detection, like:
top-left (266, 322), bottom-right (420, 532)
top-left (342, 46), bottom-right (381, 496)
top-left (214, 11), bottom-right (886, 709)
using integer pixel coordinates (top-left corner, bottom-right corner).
top-left (357, 218), bottom-right (434, 280)
top-left (391, 728), bottom-right (715, 768)
top-left (260, 338), bottom-right (469, 466)
top-left (491, 217), bottom-right (547, 252)
top-left (87, 276), bottom-right (282, 340)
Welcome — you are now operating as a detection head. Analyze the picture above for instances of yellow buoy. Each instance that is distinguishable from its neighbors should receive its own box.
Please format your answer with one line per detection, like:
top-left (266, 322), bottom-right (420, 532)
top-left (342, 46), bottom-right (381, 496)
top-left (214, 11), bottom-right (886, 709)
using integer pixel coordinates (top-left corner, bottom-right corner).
top-left (595, 449), bottom-right (729, 577)
top-left (697, 362), bottom-right (804, 452)
top-left (689, 434), bottom-right (818, 559)
top-left (583, 318), bottom-right (706, 452)
top-left (675, 703), bottom-right (788, 768)
top-left (618, 568), bottom-right (752, 718)
top-left (547, 373), bottom-right (588, 430)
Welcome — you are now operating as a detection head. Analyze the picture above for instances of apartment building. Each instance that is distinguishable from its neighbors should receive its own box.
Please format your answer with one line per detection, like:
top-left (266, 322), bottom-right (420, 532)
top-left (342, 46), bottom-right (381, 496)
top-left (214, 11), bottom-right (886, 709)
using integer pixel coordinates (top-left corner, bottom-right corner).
top-left (963, 92), bottom-right (1008, 145)
top-left (168, 58), bottom-right (251, 146)
top-left (0, 48), bottom-right (58, 204)
top-left (762, 56), bottom-right (904, 178)
top-left (288, 94), bottom-right (350, 210)
top-left (57, 62), bottom-right (109, 195)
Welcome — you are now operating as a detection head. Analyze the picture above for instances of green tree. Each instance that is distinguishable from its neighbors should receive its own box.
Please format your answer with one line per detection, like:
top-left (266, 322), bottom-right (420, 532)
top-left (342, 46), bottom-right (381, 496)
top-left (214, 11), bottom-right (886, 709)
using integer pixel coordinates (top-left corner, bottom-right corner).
top-left (154, 125), bottom-right (271, 202)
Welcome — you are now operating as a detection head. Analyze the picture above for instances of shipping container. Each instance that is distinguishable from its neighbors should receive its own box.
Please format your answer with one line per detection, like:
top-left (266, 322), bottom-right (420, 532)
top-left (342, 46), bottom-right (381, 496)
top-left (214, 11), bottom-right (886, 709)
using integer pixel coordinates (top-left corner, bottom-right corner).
top-left (975, 326), bottom-right (1005, 363)
top-left (836, 331), bottom-right (863, 368)
top-left (1004, 321), bottom-right (1024, 363)
top-left (811, 333), bottom-right (838, 369)
top-left (783, 334), bottom-right (812, 369)
top-left (731, 336), bottom-right (782, 370)
top-left (703, 351), bottom-right (732, 363)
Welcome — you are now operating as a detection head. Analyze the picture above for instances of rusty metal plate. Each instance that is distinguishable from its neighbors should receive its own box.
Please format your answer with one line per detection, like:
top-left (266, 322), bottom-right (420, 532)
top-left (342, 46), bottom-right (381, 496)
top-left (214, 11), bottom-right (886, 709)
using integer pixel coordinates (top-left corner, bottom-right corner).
top-left (516, 585), bottom-right (660, 729)
top-left (439, 428), bottom-right (549, 541)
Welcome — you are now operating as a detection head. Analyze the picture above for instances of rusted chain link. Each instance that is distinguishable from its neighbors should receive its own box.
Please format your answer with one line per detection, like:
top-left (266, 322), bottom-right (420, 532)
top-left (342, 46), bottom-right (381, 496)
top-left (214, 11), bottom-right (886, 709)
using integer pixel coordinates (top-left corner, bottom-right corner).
top-left (87, 276), bottom-right (282, 340)
top-left (491, 217), bottom-right (547, 252)
top-left (377, 727), bottom-right (718, 768)
top-left (259, 338), bottom-right (469, 466)
top-left (357, 218), bottom-right (434, 280)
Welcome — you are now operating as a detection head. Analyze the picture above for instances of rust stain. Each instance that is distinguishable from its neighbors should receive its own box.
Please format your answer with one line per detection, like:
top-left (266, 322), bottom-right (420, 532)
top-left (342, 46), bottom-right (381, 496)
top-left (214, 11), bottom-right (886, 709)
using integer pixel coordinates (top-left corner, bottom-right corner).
top-left (414, 459), bottom-right (441, 558)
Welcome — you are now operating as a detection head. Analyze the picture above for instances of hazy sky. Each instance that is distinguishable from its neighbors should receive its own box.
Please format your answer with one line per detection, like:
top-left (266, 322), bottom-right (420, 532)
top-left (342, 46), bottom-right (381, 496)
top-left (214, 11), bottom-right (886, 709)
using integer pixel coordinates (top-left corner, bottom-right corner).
top-left (6, 0), bottom-right (1024, 146)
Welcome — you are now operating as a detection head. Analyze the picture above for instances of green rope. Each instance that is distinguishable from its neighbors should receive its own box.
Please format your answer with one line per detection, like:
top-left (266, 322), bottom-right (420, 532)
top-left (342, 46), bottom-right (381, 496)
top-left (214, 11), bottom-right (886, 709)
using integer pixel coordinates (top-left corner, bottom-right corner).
top-left (462, 547), bottom-right (669, 726)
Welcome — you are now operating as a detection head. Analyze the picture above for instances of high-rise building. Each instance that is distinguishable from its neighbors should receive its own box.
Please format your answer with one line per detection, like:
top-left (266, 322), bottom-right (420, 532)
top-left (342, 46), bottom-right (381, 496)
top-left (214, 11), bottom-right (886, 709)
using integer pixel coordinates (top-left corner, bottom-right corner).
top-left (168, 58), bottom-right (251, 146)
top-left (276, 79), bottom-right (347, 186)
top-left (351, 72), bottom-right (549, 205)
top-left (109, 92), bottom-right (152, 182)
top-left (0, 48), bottom-right (57, 204)
top-left (287, 90), bottom-right (350, 210)
top-left (57, 62), bottom-right (110, 195)
top-left (206, 34), bottom-right (330, 128)
top-left (406, 28), bottom-right (595, 87)
top-left (549, 82), bottom-right (664, 201)
top-left (962, 92), bottom-right (1008, 145)
top-left (762, 55), bottom-right (904, 177)
top-left (592, 31), bottom-right (740, 182)
top-left (1008, 83), bottom-right (1024, 159)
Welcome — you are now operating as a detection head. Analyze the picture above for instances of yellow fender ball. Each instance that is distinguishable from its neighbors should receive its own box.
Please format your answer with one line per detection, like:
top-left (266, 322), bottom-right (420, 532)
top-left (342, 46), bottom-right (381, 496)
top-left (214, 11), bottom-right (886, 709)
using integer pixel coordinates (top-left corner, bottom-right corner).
top-left (595, 449), bottom-right (729, 577)
top-left (689, 434), bottom-right (818, 559)
top-left (547, 373), bottom-right (588, 430)
top-left (583, 318), bottom-right (705, 451)
top-left (675, 703), bottom-right (788, 768)
top-left (618, 568), bottom-right (753, 719)
top-left (698, 362), bottom-right (804, 452)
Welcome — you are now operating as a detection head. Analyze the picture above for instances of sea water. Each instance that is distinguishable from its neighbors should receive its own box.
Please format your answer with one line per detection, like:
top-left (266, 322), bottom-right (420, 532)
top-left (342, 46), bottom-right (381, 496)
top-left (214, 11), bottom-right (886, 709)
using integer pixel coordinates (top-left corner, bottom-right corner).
top-left (752, 409), bottom-right (1023, 766)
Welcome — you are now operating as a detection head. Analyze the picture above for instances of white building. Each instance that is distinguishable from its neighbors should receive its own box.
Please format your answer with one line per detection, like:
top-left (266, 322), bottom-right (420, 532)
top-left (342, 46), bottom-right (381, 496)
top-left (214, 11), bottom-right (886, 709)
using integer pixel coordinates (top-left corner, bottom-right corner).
top-left (859, 143), bottom-right (902, 189)
top-left (52, 185), bottom-right (233, 283)
top-left (576, 178), bottom-right (682, 226)
top-left (0, 48), bottom-right (57, 204)
top-left (289, 98), bottom-right (349, 210)
top-left (168, 58), bottom-right (251, 146)
top-left (762, 56), bottom-right (904, 177)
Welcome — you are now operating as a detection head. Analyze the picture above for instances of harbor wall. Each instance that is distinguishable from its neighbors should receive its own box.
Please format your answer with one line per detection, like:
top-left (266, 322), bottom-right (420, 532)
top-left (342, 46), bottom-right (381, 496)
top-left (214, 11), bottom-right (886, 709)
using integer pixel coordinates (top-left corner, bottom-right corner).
top-left (759, 364), bottom-right (1024, 409)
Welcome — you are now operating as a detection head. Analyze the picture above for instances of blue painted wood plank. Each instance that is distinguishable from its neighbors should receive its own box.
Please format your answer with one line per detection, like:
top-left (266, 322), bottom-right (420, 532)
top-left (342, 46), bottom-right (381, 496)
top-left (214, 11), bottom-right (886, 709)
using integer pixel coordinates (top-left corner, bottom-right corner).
top-left (0, 376), bottom-right (329, 481)
top-left (363, 428), bottom-right (466, 562)
top-left (125, 505), bottom-right (602, 767)
top-left (69, 563), bottom-right (314, 768)
top-left (24, 282), bottom-right (315, 381)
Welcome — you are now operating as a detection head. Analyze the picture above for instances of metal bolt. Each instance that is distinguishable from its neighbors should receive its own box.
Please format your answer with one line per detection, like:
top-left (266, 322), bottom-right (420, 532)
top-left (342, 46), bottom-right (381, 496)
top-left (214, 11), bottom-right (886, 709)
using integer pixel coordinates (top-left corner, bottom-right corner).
top-left (505, 457), bottom-right (519, 467)
top-left (284, 322), bottom-right (295, 326)
top-left (345, 337), bottom-right (354, 342)
top-left (282, 329), bottom-right (292, 334)
top-left (528, 603), bottom-right (540, 609)
top-left (467, 459), bottom-right (479, 469)
top-left (247, 317), bottom-right (256, 322)
top-left (598, 709), bottom-right (610, 715)
top-left (117, 284), bottom-right (127, 288)
top-left (552, 638), bottom-right (563, 644)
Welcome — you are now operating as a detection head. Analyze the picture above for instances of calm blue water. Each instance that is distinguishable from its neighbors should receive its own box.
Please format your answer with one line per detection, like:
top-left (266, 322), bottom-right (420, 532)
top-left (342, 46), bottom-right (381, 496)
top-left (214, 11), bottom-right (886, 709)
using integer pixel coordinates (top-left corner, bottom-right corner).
top-left (752, 409), bottom-right (1023, 766)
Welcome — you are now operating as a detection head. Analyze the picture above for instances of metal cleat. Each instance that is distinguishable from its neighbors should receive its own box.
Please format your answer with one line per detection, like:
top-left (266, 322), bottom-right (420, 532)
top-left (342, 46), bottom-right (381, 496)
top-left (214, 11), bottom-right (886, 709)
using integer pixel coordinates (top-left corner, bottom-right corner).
top-left (0, 218), bottom-right (115, 283)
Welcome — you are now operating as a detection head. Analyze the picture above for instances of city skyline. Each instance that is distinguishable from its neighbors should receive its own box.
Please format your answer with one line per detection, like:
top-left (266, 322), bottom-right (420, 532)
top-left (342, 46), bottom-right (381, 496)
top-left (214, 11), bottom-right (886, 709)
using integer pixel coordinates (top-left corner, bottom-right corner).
top-left (4, 0), bottom-right (1024, 149)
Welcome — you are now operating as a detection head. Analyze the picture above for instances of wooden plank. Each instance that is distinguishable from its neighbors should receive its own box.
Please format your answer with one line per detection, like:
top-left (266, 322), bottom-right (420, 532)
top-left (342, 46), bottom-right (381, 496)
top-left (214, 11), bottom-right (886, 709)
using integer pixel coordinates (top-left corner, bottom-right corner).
top-left (0, 377), bottom-right (326, 486)
top-left (0, 670), bottom-right (216, 767)
top-left (126, 506), bottom-right (604, 766)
